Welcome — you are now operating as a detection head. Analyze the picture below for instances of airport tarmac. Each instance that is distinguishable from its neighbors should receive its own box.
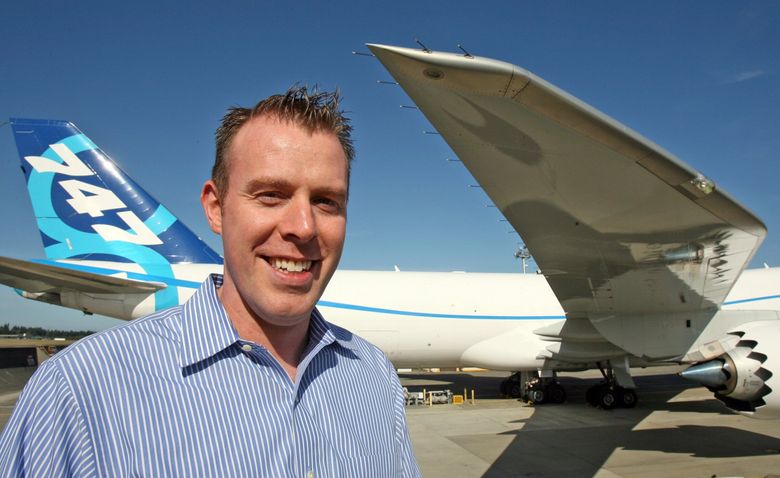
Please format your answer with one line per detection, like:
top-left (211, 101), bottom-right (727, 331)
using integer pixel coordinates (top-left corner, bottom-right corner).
top-left (2, 366), bottom-right (779, 477)
top-left (399, 368), bottom-right (780, 477)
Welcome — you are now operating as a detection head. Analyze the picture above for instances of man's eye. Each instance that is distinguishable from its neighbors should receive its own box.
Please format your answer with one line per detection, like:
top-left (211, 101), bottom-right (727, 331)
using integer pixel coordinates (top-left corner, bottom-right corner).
top-left (257, 192), bottom-right (284, 204)
top-left (314, 197), bottom-right (343, 213)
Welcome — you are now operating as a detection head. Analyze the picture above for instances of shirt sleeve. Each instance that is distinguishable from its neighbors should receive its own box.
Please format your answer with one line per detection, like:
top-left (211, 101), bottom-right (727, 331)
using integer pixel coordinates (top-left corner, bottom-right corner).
top-left (386, 358), bottom-right (422, 478)
top-left (0, 360), bottom-right (96, 477)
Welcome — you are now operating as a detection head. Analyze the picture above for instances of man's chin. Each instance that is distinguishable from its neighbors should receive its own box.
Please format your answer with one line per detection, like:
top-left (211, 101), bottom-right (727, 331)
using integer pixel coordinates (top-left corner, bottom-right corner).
top-left (251, 301), bottom-right (319, 327)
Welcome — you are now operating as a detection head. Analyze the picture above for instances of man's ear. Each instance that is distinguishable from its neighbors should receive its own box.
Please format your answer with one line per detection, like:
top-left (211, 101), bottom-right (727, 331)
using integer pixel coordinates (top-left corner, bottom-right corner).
top-left (201, 180), bottom-right (223, 235)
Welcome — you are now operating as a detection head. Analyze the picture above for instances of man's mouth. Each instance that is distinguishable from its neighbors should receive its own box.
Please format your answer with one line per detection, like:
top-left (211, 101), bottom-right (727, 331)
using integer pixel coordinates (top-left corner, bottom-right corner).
top-left (268, 257), bottom-right (313, 273)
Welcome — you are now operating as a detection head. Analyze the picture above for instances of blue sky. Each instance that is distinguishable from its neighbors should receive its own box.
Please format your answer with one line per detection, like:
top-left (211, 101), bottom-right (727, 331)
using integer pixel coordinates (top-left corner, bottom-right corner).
top-left (1, 1), bottom-right (778, 330)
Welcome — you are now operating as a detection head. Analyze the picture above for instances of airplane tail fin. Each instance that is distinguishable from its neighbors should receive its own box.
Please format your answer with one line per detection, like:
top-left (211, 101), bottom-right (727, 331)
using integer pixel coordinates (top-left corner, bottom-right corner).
top-left (10, 118), bottom-right (223, 266)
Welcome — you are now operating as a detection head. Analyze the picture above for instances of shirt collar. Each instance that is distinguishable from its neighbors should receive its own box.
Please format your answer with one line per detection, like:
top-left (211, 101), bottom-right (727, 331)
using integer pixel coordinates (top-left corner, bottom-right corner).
top-left (179, 274), bottom-right (358, 368)
top-left (179, 274), bottom-right (241, 368)
top-left (309, 306), bottom-right (360, 352)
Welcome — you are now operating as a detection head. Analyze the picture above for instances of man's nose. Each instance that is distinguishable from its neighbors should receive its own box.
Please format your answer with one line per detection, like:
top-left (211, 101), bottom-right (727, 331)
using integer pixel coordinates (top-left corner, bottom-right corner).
top-left (279, 196), bottom-right (316, 242)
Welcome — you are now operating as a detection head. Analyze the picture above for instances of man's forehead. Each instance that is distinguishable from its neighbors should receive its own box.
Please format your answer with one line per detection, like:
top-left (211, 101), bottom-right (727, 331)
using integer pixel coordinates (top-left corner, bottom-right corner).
top-left (229, 115), bottom-right (338, 159)
top-left (235, 114), bottom-right (329, 142)
top-left (226, 116), bottom-right (347, 179)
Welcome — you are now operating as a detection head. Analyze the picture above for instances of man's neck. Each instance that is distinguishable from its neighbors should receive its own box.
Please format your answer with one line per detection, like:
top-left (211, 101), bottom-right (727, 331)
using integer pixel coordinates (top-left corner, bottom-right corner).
top-left (217, 284), bottom-right (310, 382)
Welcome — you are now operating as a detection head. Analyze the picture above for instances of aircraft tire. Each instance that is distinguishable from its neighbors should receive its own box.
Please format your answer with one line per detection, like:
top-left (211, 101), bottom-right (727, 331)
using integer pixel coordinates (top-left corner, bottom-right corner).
top-left (598, 388), bottom-right (617, 410)
top-left (499, 380), bottom-right (509, 396)
top-left (528, 388), bottom-right (546, 405)
top-left (618, 388), bottom-right (638, 408)
top-left (586, 383), bottom-right (603, 407)
top-left (546, 383), bottom-right (566, 404)
top-left (509, 381), bottom-right (523, 399)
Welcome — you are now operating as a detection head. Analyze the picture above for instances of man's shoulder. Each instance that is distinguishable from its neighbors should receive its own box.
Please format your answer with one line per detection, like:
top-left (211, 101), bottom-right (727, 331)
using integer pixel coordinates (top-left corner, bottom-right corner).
top-left (319, 321), bottom-right (404, 400)
top-left (326, 321), bottom-right (392, 366)
top-left (47, 305), bottom-right (184, 368)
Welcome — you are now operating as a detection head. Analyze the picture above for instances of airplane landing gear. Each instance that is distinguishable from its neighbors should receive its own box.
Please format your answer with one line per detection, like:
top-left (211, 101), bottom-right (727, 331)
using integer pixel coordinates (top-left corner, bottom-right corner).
top-left (586, 361), bottom-right (638, 410)
top-left (499, 373), bottom-right (520, 397)
top-left (500, 371), bottom-right (567, 404)
top-left (529, 380), bottom-right (566, 405)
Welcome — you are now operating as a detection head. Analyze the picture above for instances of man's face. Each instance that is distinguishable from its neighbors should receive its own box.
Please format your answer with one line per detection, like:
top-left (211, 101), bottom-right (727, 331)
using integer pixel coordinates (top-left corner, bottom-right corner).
top-left (203, 115), bottom-right (348, 327)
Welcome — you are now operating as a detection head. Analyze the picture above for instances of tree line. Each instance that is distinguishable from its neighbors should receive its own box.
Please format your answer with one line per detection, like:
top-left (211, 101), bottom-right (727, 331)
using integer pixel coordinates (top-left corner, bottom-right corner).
top-left (0, 323), bottom-right (95, 340)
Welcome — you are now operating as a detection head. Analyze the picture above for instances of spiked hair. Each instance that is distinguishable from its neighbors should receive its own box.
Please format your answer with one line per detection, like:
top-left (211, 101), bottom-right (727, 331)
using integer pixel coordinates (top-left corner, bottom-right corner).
top-left (213, 85), bottom-right (354, 199)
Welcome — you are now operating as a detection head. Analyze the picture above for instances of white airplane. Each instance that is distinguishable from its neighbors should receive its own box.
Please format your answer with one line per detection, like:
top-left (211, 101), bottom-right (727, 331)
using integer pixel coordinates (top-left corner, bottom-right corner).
top-left (2, 44), bottom-right (779, 418)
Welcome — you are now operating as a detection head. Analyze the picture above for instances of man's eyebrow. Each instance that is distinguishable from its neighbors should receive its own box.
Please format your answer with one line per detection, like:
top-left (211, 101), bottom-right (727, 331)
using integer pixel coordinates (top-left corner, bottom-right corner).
top-left (315, 187), bottom-right (349, 204)
top-left (244, 177), bottom-right (293, 191)
top-left (310, 184), bottom-right (349, 203)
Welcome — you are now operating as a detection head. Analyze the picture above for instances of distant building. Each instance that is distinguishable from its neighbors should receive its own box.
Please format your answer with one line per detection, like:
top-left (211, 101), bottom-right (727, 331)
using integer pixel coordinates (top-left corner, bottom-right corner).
top-left (0, 339), bottom-right (73, 368)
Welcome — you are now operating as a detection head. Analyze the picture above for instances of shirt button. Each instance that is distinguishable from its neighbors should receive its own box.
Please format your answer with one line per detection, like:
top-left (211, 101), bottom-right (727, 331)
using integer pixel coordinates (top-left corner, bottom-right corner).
top-left (241, 344), bottom-right (252, 352)
top-left (306, 471), bottom-right (314, 478)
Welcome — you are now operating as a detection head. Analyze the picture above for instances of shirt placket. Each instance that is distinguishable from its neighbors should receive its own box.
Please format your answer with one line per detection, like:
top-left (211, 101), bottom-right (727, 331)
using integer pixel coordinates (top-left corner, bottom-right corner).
top-left (292, 352), bottom-right (317, 477)
top-left (239, 341), bottom-right (303, 477)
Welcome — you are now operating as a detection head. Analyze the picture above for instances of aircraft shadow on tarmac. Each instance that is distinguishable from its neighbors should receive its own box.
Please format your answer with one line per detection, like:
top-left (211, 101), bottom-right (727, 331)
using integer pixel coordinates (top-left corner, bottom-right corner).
top-left (400, 372), bottom-right (780, 477)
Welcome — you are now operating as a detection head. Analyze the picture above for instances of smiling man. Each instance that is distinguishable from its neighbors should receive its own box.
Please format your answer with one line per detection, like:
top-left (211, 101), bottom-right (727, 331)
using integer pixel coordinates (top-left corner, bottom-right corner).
top-left (201, 100), bottom-right (351, 381)
top-left (0, 87), bottom-right (421, 477)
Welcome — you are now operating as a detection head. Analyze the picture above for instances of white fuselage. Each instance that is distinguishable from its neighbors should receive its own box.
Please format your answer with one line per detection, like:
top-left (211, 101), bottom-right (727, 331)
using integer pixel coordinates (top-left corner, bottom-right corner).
top-left (43, 261), bottom-right (780, 371)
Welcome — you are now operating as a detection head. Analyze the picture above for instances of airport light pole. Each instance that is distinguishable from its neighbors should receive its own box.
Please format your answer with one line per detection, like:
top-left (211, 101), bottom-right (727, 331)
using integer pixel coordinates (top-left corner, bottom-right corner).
top-left (514, 244), bottom-right (531, 274)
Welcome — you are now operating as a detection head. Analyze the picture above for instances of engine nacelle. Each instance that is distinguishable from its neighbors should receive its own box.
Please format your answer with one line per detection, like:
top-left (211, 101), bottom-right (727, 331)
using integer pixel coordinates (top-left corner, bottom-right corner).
top-left (681, 320), bottom-right (780, 419)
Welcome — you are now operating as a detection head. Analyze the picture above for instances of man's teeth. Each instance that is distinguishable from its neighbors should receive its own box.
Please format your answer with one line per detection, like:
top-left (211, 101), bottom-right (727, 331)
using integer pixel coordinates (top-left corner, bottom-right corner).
top-left (271, 258), bottom-right (312, 272)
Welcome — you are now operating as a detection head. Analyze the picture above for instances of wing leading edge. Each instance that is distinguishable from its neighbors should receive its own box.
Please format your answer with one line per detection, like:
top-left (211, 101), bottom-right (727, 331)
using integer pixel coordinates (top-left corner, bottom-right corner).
top-left (0, 256), bottom-right (166, 295)
top-left (368, 43), bottom-right (765, 321)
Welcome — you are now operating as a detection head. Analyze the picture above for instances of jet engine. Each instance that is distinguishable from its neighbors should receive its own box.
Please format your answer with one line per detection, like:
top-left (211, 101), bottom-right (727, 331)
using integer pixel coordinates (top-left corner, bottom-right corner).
top-left (681, 320), bottom-right (780, 419)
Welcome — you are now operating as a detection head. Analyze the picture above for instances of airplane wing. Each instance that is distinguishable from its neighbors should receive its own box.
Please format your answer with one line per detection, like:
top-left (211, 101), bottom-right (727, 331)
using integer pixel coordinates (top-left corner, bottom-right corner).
top-left (0, 256), bottom-right (166, 294)
top-left (368, 44), bottom-right (766, 322)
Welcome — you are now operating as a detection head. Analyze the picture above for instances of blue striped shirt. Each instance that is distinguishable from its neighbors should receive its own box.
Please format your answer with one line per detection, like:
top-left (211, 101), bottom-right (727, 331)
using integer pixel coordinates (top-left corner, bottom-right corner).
top-left (0, 275), bottom-right (420, 477)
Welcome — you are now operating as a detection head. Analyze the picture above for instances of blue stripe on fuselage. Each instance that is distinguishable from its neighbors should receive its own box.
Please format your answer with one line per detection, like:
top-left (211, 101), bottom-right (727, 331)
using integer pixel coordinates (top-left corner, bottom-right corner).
top-left (316, 301), bottom-right (565, 320)
top-left (34, 260), bottom-right (780, 320)
top-left (723, 294), bottom-right (780, 306)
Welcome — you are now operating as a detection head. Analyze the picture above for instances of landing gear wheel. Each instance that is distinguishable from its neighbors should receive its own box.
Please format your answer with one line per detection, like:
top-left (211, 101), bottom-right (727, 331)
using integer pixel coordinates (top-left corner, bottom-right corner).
top-left (509, 381), bottom-right (523, 399)
top-left (499, 379), bottom-right (509, 396)
top-left (528, 388), bottom-right (546, 405)
top-left (586, 383), bottom-right (605, 407)
top-left (546, 382), bottom-right (567, 404)
top-left (599, 388), bottom-right (617, 410)
top-left (618, 388), bottom-right (638, 408)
